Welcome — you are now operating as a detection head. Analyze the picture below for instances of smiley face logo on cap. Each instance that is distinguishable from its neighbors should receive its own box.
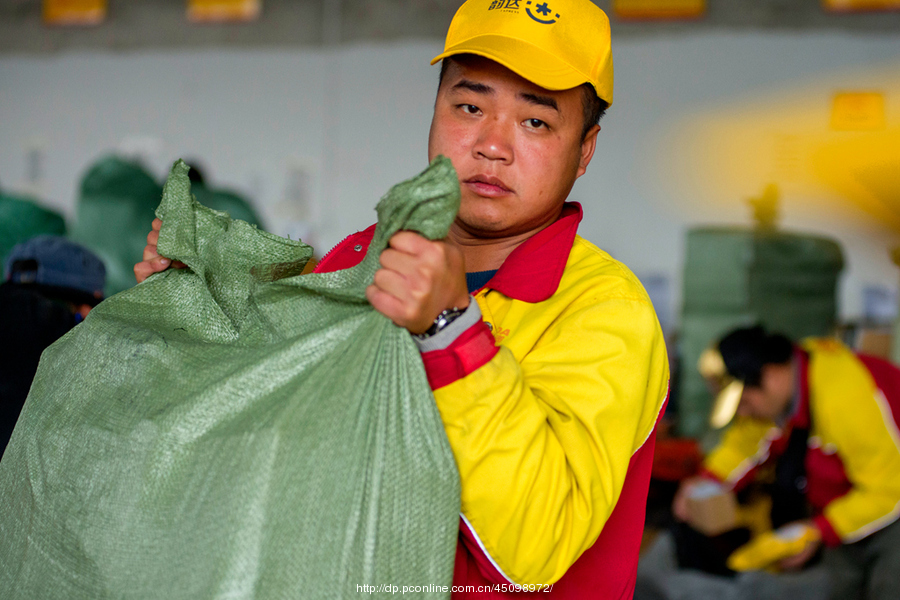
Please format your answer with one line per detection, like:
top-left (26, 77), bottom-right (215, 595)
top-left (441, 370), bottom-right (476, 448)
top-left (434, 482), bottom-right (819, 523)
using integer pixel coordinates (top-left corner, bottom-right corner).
top-left (526, 1), bottom-right (560, 24)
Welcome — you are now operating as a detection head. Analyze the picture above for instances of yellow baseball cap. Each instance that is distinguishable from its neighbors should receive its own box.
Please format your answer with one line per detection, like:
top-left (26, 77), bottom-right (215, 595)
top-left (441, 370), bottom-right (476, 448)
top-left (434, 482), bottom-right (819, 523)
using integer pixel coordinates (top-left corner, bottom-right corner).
top-left (698, 347), bottom-right (744, 429)
top-left (431, 0), bottom-right (614, 105)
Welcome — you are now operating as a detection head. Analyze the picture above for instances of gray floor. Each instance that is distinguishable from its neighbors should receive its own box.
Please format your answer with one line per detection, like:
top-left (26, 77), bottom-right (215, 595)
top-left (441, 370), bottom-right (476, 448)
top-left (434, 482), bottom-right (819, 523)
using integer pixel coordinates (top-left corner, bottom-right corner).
top-left (635, 532), bottom-right (832, 600)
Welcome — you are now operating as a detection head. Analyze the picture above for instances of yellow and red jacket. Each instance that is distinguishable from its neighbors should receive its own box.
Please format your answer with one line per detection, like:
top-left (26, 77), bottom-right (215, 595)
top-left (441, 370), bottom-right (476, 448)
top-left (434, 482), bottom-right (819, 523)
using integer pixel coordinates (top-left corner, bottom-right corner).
top-left (316, 203), bottom-right (670, 598)
top-left (703, 338), bottom-right (900, 546)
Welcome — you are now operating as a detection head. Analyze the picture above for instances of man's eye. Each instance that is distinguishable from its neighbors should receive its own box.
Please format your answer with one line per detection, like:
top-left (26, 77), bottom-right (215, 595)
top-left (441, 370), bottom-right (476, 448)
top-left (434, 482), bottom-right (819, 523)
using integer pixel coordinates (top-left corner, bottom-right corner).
top-left (459, 104), bottom-right (480, 115)
top-left (525, 118), bottom-right (548, 129)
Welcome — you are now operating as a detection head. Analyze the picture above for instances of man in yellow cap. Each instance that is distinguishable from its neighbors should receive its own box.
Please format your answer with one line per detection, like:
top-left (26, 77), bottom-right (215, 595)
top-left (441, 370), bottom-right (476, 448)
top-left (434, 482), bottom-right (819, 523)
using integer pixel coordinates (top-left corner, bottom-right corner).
top-left (136, 0), bottom-right (669, 596)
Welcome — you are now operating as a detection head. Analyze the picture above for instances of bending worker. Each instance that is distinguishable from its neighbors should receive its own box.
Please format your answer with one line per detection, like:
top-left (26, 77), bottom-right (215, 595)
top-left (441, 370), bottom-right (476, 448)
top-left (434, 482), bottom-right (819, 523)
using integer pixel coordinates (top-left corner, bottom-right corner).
top-left (136, 0), bottom-right (670, 597)
top-left (675, 325), bottom-right (900, 599)
top-left (1, 236), bottom-right (105, 455)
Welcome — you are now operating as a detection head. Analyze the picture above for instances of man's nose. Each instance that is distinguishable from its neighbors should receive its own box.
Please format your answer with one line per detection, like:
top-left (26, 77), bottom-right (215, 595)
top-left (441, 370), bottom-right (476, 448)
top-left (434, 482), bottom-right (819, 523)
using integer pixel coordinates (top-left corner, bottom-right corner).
top-left (473, 117), bottom-right (513, 163)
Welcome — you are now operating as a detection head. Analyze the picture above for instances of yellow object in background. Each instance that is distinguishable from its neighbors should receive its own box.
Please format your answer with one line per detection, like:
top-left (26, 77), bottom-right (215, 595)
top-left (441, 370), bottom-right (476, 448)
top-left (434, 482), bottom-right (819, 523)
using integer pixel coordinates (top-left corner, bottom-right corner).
top-left (734, 495), bottom-right (773, 539)
top-left (187, 0), bottom-right (261, 23)
top-left (831, 92), bottom-right (886, 131)
top-left (613, 0), bottom-right (705, 19)
top-left (823, 0), bottom-right (900, 12)
top-left (727, 523), bottom-right (821, 572)
top-left (42, 0), bottom-right (106, 25)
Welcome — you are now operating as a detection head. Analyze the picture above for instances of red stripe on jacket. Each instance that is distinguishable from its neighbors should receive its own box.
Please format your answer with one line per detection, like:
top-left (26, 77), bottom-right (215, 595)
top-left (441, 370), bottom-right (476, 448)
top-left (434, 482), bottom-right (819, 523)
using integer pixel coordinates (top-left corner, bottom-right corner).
top-left (452, 393), bottom-right (668, 599)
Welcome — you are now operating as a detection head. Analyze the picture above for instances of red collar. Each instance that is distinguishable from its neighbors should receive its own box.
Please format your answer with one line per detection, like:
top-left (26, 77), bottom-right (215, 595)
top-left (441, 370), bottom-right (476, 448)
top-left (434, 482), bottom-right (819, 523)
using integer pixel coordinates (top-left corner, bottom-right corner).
top-left (314, 202), bottom-right (583, 303)
top-left (481, 202), bottom-right (582, 303)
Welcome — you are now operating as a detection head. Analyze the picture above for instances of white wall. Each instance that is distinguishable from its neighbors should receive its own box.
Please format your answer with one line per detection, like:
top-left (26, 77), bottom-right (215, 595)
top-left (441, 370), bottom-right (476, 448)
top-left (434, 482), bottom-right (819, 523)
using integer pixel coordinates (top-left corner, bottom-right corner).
top-left (2, 31), bottom-right (899, 325)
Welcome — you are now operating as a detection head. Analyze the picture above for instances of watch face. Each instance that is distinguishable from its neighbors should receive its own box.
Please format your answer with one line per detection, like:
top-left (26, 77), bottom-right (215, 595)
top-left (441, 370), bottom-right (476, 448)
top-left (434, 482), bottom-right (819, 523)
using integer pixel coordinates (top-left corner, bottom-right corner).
top-left (415, 307), bottom-right (465, 340)
top-left (438, 307), bottom-right (465, 326)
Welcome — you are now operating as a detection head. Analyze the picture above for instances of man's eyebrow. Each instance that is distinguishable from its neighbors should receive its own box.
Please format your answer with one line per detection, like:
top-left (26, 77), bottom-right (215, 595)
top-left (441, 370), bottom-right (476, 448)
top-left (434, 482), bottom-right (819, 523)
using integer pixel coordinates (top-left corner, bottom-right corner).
top-left (451, 79), bottom-right (494, 95)
top-left (448, 81), bottom-right (558, 111)
top-left (519, 92), bottom-right (559, 112)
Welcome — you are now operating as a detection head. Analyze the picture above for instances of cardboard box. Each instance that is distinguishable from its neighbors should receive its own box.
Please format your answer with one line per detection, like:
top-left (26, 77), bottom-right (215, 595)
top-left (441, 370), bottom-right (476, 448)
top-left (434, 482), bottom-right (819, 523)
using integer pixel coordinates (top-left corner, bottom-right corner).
top-left (855, 328), bottom-right (892, 360)
top-left (686, 481), bottom-right (737, 536)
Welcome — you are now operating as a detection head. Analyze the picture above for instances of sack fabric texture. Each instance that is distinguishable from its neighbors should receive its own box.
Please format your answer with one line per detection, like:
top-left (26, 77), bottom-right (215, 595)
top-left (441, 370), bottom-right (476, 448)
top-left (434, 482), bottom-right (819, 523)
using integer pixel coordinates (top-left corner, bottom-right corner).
top-left (0, 157), bottom-right (462, 599)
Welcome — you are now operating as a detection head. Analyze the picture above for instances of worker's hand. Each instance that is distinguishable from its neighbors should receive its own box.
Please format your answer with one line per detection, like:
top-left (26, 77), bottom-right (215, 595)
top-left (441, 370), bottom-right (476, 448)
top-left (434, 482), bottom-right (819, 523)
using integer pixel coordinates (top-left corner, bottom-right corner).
top-left (672, 476), bottom-right (708, 522)
top-left (133, 218), bottom-right (185, 283)
top-left (366, 231), bottom-right (469, 335)
top-left (728, 520), bottom-right (822, 572)
top-left (778, 521), bottom-right (822, 571)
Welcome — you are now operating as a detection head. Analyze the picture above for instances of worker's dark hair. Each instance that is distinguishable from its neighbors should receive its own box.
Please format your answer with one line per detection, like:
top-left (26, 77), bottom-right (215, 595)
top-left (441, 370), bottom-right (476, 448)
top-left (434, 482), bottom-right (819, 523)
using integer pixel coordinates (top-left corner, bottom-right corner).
top-left (438, 55), bottom-right (608, 141)
top-left (717, 325), bottom-right (794, 387)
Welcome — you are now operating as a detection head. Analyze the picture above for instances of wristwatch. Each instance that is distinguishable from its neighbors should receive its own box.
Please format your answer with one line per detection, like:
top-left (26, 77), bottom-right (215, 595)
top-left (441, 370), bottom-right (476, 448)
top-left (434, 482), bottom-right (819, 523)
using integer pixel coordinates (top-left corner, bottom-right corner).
top-left (414, 306), bottom-right (466, 340)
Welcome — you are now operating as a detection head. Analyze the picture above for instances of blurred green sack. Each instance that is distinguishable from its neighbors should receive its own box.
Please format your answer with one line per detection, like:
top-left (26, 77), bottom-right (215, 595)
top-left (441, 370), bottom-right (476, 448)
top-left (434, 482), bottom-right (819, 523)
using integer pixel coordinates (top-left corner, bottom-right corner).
top-left (0, 158), bottom-right (461, 599)
top-left (70, 156), bottom-right (163, 296)
top-left (191, 183), bottom-right (264, 229)
top-left (0, 193), bottom-right (67, 271)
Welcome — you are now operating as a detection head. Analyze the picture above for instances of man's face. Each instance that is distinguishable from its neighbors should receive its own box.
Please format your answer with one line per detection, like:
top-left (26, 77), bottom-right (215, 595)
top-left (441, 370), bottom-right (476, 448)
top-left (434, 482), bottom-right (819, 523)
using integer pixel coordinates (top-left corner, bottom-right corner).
top-left (428, 56), bottom-right (599, 241)
top-left (735, 363), bottom-right (794, 422)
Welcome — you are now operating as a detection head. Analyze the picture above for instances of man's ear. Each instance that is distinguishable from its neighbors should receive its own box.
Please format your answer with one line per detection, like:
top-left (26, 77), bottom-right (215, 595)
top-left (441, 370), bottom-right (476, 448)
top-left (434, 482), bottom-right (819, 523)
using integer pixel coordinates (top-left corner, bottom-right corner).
top-left (576, 124), bottom-right (601, 178)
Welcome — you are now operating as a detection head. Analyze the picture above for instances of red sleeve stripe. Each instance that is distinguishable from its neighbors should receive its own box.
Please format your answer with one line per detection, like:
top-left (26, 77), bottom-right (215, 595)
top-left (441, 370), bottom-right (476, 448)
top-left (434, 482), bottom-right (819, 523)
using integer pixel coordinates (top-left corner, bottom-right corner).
top-left (634, 384), bottom-right (669, 454)
top-left (421, 321), bottom-right (499, 390)
top-left (813, 514), bottom-right (842, 547)
top-left (459, 514), bottom-right (518, 586)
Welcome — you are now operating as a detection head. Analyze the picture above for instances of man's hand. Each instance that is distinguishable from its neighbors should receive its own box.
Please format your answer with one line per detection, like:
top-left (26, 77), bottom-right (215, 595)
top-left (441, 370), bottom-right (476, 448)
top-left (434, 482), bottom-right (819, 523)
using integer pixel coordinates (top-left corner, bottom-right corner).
top-left (365, 231), bottom-right (469, 335)
top-left (778, 521), bottom-right (822, 571)
top-left (727, 520), bottom-right (822, 572)
top-left (672, 476), bottom-right (708, 522)
top-left (134, 218), bottom-right (185, 283)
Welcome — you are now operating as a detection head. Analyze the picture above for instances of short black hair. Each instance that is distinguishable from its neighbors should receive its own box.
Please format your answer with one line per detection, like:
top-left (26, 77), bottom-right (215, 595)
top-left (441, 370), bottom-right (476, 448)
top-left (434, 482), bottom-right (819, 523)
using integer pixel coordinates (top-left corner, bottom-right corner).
top-left (438, 55), bottom-right (608, 141)
top-left (718, 325), bottom-right (794, 387)
top-left (578, 82), bottom-right (607, 140)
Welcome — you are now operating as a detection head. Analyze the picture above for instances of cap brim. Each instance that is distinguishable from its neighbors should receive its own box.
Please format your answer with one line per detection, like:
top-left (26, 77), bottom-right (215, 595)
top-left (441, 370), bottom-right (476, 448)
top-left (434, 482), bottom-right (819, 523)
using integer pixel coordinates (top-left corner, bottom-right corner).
top-left (709, 379), bottom-right (744, 429)
top-left (431, 34), bottom-right (594, 94)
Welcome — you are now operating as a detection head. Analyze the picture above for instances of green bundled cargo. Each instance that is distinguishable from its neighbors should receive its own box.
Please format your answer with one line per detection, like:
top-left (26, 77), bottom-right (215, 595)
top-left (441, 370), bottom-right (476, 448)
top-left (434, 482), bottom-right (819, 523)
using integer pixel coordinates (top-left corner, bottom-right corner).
top-left (0, 193), bottom-right (67, 269)
top-left (70, 156), bottom-right (163, 296)
top-left (679, 227), bottom-right (844, 437)
top-left (0, 158), bottom-right (461, 599)
top-left (191, 184), bottom-right (263, 229)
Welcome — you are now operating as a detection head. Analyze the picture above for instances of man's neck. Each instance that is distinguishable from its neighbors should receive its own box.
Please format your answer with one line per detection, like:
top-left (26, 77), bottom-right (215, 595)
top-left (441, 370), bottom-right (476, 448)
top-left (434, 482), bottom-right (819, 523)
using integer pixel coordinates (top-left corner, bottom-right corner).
top-left (451, 230), bottom-right (532, 273)
top-left (448, 207), bottom-right (565, 272)
top-left (775, 359), bottom-right (799, 427)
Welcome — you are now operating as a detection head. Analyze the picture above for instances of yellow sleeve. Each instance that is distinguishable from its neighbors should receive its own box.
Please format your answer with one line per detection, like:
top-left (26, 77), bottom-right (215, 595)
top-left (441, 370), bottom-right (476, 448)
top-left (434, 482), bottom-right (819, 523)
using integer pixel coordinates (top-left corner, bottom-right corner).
top-left (809, 346), bottom-right (900, 542)
top-left (432, 284), bottom-right (669, 585)
top-left (704, 417), bottom-right (779, 487)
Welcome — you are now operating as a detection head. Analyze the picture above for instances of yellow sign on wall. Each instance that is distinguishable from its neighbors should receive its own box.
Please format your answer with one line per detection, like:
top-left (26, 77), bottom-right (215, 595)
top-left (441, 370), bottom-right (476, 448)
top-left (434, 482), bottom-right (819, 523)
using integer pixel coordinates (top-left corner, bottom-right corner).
top-left (43, 0), bottom-right (106, 25)
top-left (613, 0), bottom-right (706, 19)
top-left (187, 0), bottom-right (261, 23)
top-left (831, 92), bottom-right (886, 131)
top-left (823, 0), bottom-right (900, 11)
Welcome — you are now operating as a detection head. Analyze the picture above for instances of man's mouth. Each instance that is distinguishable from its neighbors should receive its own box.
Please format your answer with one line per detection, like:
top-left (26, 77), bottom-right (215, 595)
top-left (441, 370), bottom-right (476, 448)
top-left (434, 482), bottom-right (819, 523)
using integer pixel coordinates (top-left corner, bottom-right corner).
top-left (464, 175), bottom-right (513, 196)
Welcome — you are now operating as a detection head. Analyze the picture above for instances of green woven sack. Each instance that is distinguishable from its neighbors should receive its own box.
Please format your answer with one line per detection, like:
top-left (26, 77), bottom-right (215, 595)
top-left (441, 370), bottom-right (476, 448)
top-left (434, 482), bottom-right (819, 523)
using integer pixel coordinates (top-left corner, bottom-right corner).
top-left (0, 158), bottom-right (462, 599)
